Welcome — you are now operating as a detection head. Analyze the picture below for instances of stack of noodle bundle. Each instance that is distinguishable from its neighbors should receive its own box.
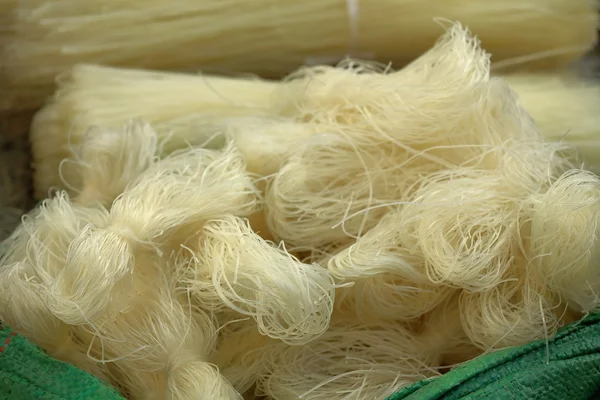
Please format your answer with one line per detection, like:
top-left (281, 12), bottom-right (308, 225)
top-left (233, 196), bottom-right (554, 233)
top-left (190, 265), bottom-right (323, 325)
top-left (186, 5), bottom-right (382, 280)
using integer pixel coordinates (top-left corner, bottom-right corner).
top-left (30, 65), bottom-right (600, 200)
top-left (2, 24), bottom-right (600, 400)
top-left (1, 0), bottom-right (598, 110)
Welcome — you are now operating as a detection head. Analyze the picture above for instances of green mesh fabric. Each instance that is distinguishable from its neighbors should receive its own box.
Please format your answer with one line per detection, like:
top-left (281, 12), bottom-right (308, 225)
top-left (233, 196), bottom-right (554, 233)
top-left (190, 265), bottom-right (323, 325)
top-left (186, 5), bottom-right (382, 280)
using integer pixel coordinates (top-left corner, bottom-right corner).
top-left (388, 313), bottom-right (600, 400)
top-left (0, 322), bottom-right (125, 400)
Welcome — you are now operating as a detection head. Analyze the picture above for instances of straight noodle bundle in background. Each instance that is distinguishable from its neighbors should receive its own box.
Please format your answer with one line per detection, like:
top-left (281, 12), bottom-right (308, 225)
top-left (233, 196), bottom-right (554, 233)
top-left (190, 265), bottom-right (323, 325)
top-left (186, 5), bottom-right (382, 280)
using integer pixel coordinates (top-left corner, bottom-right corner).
top-left (503, 72), bottom-right (600, 172)
top-left (1, 0), bottom-right (598, 110)
top-left (29, 64), bottom-right (600, 200)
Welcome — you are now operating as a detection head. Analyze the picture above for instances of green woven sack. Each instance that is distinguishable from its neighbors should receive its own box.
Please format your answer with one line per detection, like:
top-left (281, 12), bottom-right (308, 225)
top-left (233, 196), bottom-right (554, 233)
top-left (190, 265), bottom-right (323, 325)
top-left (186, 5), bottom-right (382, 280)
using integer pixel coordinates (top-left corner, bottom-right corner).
top-left (0, 322), bottom-right (125, 400)
top-left (388, 313), bottom-right (600, 400)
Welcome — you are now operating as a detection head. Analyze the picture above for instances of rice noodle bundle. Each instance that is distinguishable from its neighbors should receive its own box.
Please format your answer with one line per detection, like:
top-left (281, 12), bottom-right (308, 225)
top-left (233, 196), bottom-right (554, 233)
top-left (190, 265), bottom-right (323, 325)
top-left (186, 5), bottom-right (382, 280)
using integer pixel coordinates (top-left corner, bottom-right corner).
top-left (458, 275), bottom-right (563, 351)
top-left (0, 193), bottom-right (240, 399)
top-left (176, 214), bottom-right (336, 345)
top-left (257, 322), bottom-right (441, 400)
top-left (46, 144), bottom-right (261, 326)
top-left (527, 170), bottom-right (600, 313)
top-left (265, 24), bottom-right (540, 252)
